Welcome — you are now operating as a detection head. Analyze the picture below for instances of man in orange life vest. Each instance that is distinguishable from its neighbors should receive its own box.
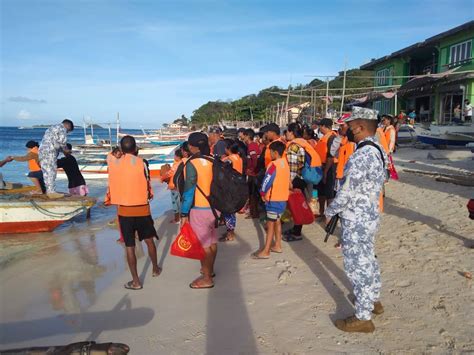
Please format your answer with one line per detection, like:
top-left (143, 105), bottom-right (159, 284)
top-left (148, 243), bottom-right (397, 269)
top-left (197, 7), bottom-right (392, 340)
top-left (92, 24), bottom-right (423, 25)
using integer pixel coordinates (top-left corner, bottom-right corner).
top-left (180, 132), bottom-right (217, 289)
top-left (315, 118), bottom-right (337, 217)
top-left (106, 135), bottom-right (161, 290)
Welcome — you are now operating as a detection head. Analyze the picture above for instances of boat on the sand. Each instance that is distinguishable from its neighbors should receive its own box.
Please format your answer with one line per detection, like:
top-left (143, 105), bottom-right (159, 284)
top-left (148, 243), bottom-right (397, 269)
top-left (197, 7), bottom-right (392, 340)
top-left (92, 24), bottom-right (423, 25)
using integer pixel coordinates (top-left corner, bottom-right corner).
top-left (0, 194), bottom-right (96, 234)
top-left (415, 123), bottom-right (474, 146)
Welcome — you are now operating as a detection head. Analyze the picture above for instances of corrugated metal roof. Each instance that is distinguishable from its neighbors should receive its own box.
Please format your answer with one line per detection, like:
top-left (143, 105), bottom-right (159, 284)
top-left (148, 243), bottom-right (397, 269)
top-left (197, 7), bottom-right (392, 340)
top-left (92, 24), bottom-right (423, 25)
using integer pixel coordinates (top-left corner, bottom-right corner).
top-left (360, 21), bottom-right (474, 70)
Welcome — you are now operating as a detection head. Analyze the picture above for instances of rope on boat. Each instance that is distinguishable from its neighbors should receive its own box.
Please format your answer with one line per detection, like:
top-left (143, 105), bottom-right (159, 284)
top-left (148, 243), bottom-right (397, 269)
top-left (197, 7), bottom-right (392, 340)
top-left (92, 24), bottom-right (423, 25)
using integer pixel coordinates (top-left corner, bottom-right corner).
top-left (29, 200), bottom-right (87, 218)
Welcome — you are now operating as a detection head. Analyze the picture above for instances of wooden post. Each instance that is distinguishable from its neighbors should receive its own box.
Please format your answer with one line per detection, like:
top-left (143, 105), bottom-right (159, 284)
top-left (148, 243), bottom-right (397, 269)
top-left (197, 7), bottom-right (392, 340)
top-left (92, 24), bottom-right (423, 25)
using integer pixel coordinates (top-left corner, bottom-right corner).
top-left (116, 112), bottom-right (120, 144)
top-left (325, 79), bottom-right (329, 117)
top-left (276, 102), bottom-right (280, 126)
top-left (394, 93), bottom-right (398, 116)
top-left (340, 59), bottom-right (347, 116)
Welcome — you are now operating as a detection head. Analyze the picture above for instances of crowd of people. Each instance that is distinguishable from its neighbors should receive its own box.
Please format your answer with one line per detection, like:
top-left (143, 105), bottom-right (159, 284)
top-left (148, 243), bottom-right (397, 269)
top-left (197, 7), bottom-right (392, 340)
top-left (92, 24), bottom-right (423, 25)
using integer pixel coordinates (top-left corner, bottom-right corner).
top-left (0, 108), bottom-right (400, 333)
top-left (105, 106), bottom-right (398, 334)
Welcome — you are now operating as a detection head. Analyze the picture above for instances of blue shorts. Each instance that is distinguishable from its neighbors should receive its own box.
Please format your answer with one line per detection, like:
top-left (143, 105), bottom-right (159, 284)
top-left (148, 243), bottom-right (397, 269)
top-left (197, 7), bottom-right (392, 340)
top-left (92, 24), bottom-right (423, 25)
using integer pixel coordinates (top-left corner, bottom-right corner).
top-left (265, 201), bottom-right (287, 221)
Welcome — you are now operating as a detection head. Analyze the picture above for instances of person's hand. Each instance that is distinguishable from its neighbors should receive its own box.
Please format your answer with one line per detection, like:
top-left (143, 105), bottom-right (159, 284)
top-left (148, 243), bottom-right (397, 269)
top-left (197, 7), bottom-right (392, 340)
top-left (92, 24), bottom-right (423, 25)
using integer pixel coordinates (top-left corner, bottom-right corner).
top-left (7, 156), bottom-right (14, 162)
top-left (180, 216), bottom-right (189, 227)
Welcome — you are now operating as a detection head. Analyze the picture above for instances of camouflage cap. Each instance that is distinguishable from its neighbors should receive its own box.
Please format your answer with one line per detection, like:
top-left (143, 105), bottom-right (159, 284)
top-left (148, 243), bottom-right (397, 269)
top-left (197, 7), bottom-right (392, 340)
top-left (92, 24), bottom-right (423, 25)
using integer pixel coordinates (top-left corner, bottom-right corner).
top-left (345, 107), bottom-right (379, 122)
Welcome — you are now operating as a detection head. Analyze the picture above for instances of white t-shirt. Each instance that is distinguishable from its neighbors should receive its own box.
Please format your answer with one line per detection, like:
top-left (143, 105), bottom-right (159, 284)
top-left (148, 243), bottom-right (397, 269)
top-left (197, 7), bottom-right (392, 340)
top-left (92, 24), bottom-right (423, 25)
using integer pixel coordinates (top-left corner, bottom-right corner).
top-left (465, 104), bottom-right (472, 117)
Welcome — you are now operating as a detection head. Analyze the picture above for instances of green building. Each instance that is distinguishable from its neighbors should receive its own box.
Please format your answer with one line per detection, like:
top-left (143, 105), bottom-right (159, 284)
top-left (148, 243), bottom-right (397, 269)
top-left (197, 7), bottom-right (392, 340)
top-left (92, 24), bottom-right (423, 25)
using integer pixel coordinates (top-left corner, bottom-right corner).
top-left (360, 21), bottom-right (474, 123)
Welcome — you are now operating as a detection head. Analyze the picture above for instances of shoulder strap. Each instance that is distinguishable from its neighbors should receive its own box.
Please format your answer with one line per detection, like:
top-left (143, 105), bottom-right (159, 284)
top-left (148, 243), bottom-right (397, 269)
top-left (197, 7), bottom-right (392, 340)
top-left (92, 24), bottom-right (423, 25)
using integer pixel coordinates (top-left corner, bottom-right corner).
top-left (356, 140), bottom-right (386, 168)
top-left (190, 154), bottom-right (219, 228)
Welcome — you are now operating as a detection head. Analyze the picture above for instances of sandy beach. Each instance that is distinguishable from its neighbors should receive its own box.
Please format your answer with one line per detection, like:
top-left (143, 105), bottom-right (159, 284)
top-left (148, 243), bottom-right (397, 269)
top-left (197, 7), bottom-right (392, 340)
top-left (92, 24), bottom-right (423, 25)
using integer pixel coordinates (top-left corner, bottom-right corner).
top-left (0, 146), bottom-right (473, 354)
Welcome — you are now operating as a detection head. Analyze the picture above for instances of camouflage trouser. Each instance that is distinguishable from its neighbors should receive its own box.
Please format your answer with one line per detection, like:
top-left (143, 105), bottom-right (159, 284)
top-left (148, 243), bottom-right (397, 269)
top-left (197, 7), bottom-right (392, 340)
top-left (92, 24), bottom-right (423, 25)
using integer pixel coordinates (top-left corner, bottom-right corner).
top-left (39, 149), bottom-right (58, 193)
top-left (341, 218), bottom-right (381, 321)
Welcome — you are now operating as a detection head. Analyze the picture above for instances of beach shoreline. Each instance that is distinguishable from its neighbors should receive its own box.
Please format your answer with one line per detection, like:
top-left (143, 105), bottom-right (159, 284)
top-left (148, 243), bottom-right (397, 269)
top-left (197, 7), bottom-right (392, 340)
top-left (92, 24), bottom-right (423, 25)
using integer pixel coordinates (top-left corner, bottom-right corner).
top-left (0, 147), bottom-right (473, 353)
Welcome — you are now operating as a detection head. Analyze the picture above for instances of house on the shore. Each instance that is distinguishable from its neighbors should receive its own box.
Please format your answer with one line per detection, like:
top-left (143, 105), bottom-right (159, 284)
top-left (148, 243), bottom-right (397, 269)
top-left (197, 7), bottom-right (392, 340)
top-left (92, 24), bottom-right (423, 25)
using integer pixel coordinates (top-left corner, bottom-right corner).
top-left (359, 21), bottom-right (474, 124)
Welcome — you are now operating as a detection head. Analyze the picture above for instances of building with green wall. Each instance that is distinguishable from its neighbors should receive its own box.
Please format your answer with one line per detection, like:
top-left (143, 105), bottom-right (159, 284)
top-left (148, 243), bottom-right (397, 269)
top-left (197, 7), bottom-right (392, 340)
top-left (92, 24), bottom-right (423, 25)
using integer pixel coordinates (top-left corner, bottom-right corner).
top-left (360, 21), bottom-right (473, 124)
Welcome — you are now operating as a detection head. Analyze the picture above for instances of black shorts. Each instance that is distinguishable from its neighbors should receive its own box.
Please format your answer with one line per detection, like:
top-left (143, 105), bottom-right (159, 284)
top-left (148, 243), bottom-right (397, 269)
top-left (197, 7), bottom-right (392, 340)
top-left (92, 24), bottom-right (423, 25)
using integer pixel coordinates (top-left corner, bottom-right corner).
top-left (118, 215), bottom-right (158, 247)
top-left (317, 165), bottom-right (336, 199)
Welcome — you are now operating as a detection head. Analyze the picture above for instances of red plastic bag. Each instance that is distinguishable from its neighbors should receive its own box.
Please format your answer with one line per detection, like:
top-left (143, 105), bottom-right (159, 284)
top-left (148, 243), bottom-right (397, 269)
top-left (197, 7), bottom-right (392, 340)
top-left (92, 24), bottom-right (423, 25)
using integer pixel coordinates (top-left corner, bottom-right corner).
top-left (170, 222), bottom-right (206, 260)
top-left (388, 155), bottom-right (399, 180)
top-left (288, 189), bottom-right (315, 225)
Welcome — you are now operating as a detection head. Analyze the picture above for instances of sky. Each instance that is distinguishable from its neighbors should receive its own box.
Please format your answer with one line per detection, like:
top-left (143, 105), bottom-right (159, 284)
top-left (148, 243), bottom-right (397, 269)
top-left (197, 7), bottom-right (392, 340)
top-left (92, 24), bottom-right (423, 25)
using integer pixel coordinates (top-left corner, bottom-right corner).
top-left (1, 0), bottom-right (473, 128)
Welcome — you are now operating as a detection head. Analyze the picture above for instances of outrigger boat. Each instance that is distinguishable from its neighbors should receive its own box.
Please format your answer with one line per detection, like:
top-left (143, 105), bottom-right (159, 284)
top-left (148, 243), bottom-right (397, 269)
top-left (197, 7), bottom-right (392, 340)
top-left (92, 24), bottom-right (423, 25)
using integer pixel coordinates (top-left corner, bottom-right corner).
top-left (0, 193), bottom-right (95, 234)
top-left (57, 157), bottom-right (174, 180)
top-left (415, 123), bottom-right (474, 146)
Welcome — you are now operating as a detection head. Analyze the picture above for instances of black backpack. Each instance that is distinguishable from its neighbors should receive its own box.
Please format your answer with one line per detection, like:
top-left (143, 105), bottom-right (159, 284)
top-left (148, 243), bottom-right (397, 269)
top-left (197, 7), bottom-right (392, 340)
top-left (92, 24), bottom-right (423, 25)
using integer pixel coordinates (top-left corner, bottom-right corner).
top-left (173, 154), bottom-right (249, 220)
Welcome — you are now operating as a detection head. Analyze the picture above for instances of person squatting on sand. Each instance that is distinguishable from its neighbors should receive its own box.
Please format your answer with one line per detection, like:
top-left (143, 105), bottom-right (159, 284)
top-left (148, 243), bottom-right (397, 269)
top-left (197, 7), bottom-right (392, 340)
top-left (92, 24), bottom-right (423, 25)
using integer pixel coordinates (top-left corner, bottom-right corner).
top-left (325, 107), bottom-right (387, 333)
top-left (179, 132), bottom-right (217, 289)
top-left (105, 135), bottom-right (161, 290)
top-left (38, 119), bottom-right (74, 198)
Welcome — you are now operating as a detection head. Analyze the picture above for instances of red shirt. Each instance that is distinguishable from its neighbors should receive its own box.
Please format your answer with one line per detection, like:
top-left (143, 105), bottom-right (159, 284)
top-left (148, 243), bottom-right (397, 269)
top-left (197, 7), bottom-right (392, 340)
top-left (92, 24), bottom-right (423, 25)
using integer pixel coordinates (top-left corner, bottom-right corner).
top-left (246, 141), bottom-right (261, 176)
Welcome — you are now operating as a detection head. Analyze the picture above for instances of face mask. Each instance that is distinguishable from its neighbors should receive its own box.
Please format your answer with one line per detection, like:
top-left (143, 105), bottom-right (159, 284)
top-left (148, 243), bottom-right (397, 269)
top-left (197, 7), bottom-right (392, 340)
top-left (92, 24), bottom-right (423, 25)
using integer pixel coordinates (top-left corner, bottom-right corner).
top-left (347, 127), bottom-right (356, 142)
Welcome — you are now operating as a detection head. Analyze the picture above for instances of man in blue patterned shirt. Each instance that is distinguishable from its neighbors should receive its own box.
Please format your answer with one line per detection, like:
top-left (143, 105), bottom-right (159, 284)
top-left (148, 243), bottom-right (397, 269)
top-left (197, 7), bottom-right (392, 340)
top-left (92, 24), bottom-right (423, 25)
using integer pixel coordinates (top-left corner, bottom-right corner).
top-left (325, 107), bottom-right (387, 333)
top-left (39, 119), bottom-right (74, 198)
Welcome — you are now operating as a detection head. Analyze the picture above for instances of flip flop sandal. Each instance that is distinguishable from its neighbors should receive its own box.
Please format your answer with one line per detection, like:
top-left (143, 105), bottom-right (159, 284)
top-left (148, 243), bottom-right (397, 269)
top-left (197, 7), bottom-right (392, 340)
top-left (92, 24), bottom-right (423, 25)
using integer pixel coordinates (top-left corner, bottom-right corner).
top-left (251, 252), bottom-right (270, 260)
top-left (270, 249), bottom-right (283, 253)
top-left (124, 281), bottom-right (142, 290)
top-left (152, 268), bottom-right (162, 277)
top-left (200, 271), bottom-right (216, 278)
top-left (189, 282), bottom-right (214, 289)
top-left (283, 235), bottom-right (303, 242)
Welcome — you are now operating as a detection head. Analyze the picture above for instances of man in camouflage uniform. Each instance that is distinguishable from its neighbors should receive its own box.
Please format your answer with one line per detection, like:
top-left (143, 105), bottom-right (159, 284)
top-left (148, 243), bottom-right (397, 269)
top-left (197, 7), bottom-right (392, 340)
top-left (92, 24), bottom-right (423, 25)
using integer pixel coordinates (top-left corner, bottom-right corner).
top-left (325, 107), bottom-right (386, 333)
top-left (39, 119), bottom-right (74, 198)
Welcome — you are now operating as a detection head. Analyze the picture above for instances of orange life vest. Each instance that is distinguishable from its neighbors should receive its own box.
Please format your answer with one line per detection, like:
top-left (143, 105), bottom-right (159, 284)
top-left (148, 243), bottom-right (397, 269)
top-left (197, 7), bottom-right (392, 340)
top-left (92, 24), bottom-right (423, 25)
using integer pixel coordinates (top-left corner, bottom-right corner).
top-left (290, 138), bottom-right (322, 167)
top-left (384, 125), bottom-right (396, 149)
top-left (224, 154), bottom-right (243, 174)
top-left (264, 137), bottom-right (285, 167)
top-left (376, 128), bottom-right (390, 154)
top-left (167, 160), bottom-right (182, 190)
top-left (107, 153), bottom-right (151, 206)
top-left (190, 157), bottom-right (213, 208)
top-left (265, 157), bottom-right (290, 202)
top-left (28, 147), bottom-right (41, 172)
top-left (315, 131), bottom-right (336, 164)
top-left (336, 137), bottom-right (356, 179)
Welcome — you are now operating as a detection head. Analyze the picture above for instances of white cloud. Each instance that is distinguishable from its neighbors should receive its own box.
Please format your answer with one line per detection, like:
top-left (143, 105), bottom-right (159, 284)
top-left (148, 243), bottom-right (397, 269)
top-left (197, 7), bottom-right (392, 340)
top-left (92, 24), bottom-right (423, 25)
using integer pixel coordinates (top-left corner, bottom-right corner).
top-left (17, 109), bottom-right (32, 120)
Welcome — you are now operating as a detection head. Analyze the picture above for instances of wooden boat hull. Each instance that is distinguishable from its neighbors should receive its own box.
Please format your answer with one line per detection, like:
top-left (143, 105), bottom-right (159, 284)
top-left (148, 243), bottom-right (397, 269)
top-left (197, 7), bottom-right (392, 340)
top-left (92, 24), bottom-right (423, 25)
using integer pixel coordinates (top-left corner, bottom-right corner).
top-left (0, 196), bottom-right (96, 234)
top-left (57, 159), bottom-right (172, 180)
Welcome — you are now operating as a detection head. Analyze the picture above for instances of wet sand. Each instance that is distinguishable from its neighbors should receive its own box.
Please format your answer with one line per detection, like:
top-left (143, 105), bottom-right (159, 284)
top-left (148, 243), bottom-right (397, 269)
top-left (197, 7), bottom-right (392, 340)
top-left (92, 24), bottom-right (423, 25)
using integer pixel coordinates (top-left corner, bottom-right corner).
top-left (0, 147), bottom-right (473, 353)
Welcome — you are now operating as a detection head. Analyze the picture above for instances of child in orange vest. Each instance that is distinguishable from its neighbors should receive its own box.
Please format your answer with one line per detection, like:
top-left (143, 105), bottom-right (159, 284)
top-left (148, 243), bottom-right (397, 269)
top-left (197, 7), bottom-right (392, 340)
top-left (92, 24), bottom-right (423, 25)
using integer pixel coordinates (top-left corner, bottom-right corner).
top-left (161, 150), bottom-right (183, 224)
top-left (252, 141), bottom-right (290, 259)
top-left (220, 139), bottom-right (244, 242)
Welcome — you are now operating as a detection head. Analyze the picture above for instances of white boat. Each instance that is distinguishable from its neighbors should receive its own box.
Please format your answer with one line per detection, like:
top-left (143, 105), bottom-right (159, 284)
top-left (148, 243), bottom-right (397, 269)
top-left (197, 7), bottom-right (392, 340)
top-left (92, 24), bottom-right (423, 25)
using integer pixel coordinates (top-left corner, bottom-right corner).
top-left (57, 158), bottom-right (174, 180)
top-left (74, 144), bottom-right (179, 157)
top-left (415, 123), bottom-right (474, 146)
top-left (0, 194), bottom-right (95, 234)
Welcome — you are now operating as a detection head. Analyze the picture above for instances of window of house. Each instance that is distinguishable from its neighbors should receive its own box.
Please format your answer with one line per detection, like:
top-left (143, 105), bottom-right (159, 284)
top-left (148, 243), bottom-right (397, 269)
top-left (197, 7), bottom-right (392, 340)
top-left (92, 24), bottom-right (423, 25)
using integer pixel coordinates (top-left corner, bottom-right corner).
top-left (375, 68), bottom-right (391, 86)
top-left (449, 40), bottom-right (472, 66)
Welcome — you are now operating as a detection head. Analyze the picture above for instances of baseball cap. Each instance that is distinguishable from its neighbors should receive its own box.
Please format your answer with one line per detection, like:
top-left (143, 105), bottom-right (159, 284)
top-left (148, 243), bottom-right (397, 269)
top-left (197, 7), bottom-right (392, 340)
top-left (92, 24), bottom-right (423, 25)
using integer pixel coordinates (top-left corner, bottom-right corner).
top-left (208, 127), bottom-right (222, 134)
top-left (345, 107), bottom-right (379, 122)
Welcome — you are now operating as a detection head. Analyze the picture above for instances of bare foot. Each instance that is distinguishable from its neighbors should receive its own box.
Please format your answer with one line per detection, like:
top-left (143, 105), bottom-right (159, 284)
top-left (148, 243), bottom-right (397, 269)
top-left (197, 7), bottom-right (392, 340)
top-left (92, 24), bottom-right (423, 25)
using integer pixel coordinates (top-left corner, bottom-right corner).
top-left (152, 267), bottom-right (162, 277)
